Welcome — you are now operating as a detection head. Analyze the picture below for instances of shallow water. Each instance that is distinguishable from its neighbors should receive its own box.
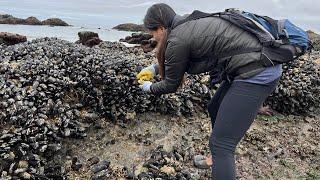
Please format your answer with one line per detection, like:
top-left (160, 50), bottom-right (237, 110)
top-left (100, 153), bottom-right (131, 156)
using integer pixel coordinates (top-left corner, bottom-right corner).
top-left (0, 24), bottom-right (133, 42)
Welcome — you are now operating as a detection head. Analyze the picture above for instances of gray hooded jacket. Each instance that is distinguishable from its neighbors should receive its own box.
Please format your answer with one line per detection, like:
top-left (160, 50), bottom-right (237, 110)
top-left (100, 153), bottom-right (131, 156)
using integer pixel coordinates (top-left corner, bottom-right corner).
top-left (150, 15), bottom-right (266, 94)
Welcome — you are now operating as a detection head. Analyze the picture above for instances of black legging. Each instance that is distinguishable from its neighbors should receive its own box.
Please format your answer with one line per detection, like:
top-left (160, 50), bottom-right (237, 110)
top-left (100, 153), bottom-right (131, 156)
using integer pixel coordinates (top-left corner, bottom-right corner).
top-left (208, 78), bottom-right (280, 180)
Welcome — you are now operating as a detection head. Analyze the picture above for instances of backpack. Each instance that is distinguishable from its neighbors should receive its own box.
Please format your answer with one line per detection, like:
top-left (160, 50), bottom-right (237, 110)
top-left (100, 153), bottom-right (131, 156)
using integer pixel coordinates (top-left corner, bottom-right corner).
top-left (172, 8), bottom-right (313, 65)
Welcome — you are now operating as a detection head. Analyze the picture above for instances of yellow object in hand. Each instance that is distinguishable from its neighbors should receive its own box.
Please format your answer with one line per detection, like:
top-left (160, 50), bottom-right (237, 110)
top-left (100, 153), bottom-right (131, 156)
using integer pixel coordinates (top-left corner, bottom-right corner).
top-left (136, 69), bottom-right (154, 83)
top-left (138, 75), bottom-right (152, 84)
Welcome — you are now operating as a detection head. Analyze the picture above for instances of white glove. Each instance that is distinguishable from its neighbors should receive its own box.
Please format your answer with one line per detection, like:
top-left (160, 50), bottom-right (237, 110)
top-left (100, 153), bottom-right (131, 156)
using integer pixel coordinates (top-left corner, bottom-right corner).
top-left (139, 81), bottom-right (152, 92)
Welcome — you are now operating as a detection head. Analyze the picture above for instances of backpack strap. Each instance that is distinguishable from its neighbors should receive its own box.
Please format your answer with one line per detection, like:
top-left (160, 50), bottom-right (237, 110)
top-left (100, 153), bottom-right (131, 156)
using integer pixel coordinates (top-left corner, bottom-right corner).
top-left (171, 10), bottom-right (220, 29)
top-left (218, 47), bottom-right (268, 81)
top-left (217, 47), bottom-right (262, 59)
top-left (230, 60), bottom-right (266, 80)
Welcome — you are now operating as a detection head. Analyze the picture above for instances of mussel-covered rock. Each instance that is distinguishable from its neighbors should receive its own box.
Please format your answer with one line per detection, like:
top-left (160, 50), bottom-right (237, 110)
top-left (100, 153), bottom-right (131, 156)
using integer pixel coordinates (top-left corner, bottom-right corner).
top-left (265, 51), bottom-right (320, 114)
top-left (0, 36), bottom-right (319, 179)
top-left (0, 37), bottom-right (212, 178)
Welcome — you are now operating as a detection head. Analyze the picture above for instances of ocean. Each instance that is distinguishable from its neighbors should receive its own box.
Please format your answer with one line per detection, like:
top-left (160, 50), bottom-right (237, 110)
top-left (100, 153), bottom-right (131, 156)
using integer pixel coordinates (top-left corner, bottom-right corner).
top-left (0, 0), bottom-right (319, 42)
top-left (0, 0), bottom-right (166, 42)
top-left (0, 24), bottom-right (133, 42)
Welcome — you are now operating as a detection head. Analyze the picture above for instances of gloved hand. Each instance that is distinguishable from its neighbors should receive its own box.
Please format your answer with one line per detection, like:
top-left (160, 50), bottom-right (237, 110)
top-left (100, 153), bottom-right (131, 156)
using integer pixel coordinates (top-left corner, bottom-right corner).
top-left (136, 64), bottom-right (157, 83)
top-left (139, 81), bottom-right (152, 92)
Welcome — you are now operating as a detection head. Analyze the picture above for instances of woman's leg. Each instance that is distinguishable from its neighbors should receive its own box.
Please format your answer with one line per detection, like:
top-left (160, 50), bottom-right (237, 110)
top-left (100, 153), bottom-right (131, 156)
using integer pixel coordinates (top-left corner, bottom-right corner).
top-left (207, 81), bottom-right (232, 128)
top-left (210, 79), bottom-right (279, 180)
top-left (194, 81), bottom-right (230, 167)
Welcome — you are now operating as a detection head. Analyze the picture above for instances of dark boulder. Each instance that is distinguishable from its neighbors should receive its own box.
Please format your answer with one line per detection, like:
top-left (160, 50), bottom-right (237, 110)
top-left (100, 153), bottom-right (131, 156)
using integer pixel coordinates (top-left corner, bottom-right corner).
top-left (120, 33), bottom-right (157, 53)
top-left (84, 37), bottom-right (102, 47)
top-left (0, 32), bottom-right (27, 45)
top-left (77, 31), bottom-right (102, 47)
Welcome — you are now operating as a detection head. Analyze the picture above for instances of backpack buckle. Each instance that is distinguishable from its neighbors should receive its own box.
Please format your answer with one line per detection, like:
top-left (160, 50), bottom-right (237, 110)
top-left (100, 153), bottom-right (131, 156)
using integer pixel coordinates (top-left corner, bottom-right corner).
top-left (282, 29), bottom-right (290, 39)
top-left (272, 40), bottom-right (284, 47)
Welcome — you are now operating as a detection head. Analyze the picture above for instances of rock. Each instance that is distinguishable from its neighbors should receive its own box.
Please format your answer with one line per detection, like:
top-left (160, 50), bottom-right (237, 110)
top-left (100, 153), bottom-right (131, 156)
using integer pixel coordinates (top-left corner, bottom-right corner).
top-left (78, 31), bottom-right (98, 42)
top-left (25, 17), bottom-right (42, 25)
top-left (120, 33), bottom-right (157, 53)
top-left (77, 31), bottom-right (102, 47)
top-left (84, 37), bottom-right (102, 47)
top-left (113, 23), bottom-right (147, 32)
top-left (0, 14), bottom-right (25, 25)
top-left (315, 58), bottom-right (320, 65)
top-left (0, 14), bottom-right (70, 26)
top-left (0, 32), bottom-right (27, 45)
top-left (42, 18), bottom-right (69, 26)
top-left (0, 37), bottom-right (317, 179)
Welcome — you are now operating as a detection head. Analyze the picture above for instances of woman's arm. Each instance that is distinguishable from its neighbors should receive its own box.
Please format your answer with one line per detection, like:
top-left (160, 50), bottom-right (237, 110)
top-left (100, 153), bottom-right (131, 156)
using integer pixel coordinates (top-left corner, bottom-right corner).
top-left (150, 37), bottom-right (189, 94)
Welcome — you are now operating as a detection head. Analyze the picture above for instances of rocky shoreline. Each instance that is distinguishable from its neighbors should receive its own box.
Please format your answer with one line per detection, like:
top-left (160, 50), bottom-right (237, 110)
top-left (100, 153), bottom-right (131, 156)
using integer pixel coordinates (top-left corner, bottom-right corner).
top-left (0, 33), bottom-right (319, 179)
top-left (0, 14), bottom-right (70, 26)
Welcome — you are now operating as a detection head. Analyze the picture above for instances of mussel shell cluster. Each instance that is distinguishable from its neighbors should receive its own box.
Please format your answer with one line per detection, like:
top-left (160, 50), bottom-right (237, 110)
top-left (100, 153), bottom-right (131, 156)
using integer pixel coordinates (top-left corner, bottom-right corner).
top-left (265, 51), bottom-right (320, 114)
top-left (0, 38), bottom-right (211, 178)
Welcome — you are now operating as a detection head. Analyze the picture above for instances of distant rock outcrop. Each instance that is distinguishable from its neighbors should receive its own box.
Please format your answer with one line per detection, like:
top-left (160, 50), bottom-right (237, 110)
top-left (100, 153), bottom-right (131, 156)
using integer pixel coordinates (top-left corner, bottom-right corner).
top-left (0, 32), bottom-right (27, 45)
top-left (0, 14), bottom-right (70, 26)
top-left (0, 14), bottom-right (24, 24)
top-left (25, 16), bottom-right (42, 25)
top-left (76, 31), bottom-right (102, 47)
top-left (42, 18), bottom-right (69, 26)
top-left (113, 23), bottom-right (147, 32)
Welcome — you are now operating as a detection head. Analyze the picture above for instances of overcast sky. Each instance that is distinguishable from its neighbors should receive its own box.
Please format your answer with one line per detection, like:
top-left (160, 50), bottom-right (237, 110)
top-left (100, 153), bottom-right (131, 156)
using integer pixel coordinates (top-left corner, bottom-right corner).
top-left (0, 0), bottom-right (319, 32)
